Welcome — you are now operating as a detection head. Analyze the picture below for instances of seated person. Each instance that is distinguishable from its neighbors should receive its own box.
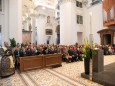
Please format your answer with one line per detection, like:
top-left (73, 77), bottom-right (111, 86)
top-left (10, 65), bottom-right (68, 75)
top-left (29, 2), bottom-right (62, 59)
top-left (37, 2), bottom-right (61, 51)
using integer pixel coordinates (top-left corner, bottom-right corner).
top-left (68, 47), bottom-right (75, 62)
top-left (62, 47), bottom-right (72, 63)
top-left (77, 47), bottom-right (83, 61)
top-left (36, 47), bottom-right (43, 55)
top-left (73, 47), bottom-right (78, 61)
top-left (25, 48), bottom-right (32, 56)
top-left (42, 47), bottom-right (48, 54)
top-left (19, 47), bottom-right (26, 57)
top-left (48, 47), bottom-right (56, 54)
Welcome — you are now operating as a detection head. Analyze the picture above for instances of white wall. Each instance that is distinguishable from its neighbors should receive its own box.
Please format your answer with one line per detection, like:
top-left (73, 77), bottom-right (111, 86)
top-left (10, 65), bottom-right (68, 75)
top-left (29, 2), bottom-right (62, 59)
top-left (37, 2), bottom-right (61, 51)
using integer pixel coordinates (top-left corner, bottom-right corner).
top-left (84, 3), bottom-right (104, 44)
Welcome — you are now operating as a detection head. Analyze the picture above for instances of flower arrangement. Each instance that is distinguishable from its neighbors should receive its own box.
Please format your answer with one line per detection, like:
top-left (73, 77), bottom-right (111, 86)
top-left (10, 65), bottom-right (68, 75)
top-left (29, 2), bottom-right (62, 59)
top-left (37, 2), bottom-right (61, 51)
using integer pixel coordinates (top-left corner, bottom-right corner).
top-left (82, 39), bottom-right (91, 59)
top-left (82, 39), bottom-right (97, 59)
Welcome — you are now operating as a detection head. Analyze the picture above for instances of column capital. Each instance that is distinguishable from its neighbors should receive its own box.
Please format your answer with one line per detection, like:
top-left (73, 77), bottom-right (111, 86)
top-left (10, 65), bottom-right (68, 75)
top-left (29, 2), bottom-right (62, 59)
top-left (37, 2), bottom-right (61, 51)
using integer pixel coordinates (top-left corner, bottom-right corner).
top-left (59, 0), bottom-right (76, 5)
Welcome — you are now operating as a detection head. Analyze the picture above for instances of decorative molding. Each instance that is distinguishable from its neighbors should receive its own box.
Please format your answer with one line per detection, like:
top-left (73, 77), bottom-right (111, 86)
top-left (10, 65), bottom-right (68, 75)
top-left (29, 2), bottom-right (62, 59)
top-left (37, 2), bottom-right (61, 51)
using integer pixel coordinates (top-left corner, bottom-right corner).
top-left (59, 0), bottom-right (76, 5)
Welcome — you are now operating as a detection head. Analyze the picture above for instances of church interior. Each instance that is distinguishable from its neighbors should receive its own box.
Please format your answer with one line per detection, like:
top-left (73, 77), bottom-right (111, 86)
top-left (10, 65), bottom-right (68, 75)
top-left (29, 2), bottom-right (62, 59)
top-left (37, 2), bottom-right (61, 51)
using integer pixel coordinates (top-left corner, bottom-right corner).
top-left (0, 0), bottom-right (115, 86)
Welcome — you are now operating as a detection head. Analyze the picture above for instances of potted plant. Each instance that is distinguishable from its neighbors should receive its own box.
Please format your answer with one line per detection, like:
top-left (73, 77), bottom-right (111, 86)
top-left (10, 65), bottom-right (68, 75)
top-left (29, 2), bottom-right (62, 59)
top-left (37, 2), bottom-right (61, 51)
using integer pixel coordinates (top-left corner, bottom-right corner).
top-left (9, 38), bottom-right (16, 48)
top-left (82, 39), bottom-right (91, 75)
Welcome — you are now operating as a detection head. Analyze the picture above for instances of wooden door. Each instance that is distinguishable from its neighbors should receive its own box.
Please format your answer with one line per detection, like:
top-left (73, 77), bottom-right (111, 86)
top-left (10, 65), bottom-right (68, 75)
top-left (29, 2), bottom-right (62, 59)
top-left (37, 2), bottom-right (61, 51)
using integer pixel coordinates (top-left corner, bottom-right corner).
top-left (22, 31), bottom-right (32, 44)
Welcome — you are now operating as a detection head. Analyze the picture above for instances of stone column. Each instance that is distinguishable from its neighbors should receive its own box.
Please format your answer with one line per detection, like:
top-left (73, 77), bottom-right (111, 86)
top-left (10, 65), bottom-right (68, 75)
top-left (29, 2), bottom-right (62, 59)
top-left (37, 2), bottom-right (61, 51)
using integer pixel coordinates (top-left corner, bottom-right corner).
top-left (31, 14), bottom-right (36, 43)
top-left (1, 0), bottom-right (9, 45)
top-left (9, 0), bottom-right (22, 43)
top-left (36, 14), bottom-right (46, 44)
top-left (59, 0), bottom-right (76, 45)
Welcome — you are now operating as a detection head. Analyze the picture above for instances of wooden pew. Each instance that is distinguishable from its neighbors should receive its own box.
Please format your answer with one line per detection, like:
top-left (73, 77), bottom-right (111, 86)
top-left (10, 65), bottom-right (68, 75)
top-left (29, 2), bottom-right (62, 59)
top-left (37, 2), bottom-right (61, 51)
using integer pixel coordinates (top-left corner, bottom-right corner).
top-left (43, 54), bottom-right (62, 68)
top-left (19, 55), bottom-right (43, 72)
top-left (19, 54), bottom-right (62, 72)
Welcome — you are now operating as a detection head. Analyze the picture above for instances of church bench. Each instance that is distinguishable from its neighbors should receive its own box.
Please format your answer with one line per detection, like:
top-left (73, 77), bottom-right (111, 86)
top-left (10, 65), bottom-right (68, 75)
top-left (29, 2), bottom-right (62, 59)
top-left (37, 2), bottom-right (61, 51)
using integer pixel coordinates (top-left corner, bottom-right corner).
top-left (19, 54), bottom-right (62, 72)
top-left (44, 54), bottom-right (62, 68)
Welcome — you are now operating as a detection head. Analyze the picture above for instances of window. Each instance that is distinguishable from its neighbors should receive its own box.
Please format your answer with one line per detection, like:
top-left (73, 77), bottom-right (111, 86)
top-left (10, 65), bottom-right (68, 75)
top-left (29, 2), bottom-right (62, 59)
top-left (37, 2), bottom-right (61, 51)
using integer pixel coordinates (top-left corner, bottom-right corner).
top-left (76, 1), bottom-right (82, 8)
top-left (77, 15), bottom-right (83, 24)
top-left (91, 0), bottom-right (102, 5)
top-left (0, 0), bottom-right (2, 12)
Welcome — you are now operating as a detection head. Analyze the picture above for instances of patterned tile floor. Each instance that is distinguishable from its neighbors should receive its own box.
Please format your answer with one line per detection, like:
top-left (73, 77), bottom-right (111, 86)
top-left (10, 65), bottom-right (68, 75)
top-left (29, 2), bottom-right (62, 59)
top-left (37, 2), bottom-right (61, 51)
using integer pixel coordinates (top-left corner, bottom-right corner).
top-left (0, 55), bottom-right (115, 86)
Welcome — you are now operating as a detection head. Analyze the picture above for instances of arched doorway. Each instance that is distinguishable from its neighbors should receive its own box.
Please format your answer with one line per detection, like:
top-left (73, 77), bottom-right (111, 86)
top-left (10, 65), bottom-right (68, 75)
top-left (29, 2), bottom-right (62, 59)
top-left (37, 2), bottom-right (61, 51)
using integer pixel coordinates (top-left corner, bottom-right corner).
top-left (56, 25), bottom-right (60, 44)
top-left (97, 29), bottom-right (114, 45)
top-left (103, 34), bottom-right (111, 45)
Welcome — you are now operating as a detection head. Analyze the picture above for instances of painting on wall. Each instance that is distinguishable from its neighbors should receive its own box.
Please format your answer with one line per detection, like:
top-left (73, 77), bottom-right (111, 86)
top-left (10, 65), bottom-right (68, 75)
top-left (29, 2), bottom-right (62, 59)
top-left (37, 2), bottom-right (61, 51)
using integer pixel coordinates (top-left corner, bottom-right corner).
top-left (46, 29), bottom-right (53, 35)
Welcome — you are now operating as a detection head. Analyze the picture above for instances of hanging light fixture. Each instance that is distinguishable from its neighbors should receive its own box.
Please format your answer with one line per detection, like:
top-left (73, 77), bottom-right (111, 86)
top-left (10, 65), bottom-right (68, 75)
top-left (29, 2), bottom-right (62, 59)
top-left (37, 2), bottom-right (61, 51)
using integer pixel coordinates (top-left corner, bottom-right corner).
top-left (82, 0), bottom-right (88, 6)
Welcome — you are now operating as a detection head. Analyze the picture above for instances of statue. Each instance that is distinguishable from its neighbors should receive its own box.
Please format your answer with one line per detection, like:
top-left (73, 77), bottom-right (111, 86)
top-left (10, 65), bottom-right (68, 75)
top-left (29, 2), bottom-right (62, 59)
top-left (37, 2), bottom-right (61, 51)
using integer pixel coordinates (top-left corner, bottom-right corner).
top-left (47, 16), bottom-right (50, 23)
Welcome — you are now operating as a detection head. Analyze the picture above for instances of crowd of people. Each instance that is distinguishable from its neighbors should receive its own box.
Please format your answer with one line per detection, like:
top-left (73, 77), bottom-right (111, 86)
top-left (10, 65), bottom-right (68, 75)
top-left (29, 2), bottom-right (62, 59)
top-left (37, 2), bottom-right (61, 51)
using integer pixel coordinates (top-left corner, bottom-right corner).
top-left (93, 44), bottom-right (115, 55)
top-left (2, 42), bottom-right (115, 65)
top-left (13, 43), bottom-right (83, 63)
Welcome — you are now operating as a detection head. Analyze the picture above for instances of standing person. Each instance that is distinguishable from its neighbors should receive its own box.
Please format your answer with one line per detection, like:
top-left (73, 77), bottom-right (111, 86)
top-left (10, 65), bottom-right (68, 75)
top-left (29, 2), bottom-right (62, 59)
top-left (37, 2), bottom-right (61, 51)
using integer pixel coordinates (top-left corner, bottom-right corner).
top-left (14, 47), bottom-right (19, 69)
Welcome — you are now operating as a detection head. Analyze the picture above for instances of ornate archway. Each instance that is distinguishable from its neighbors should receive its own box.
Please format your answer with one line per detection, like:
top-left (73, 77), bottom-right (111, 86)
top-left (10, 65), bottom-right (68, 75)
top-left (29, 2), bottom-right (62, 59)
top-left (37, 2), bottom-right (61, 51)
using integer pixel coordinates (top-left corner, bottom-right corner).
top-left (97, 29), bottom-right (114, 45)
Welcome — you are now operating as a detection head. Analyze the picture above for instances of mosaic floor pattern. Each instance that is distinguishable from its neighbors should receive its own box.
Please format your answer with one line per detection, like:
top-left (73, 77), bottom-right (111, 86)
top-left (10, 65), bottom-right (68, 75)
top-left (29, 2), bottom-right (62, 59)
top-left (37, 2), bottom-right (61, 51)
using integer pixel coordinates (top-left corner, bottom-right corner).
top-left (50, 55), bottom-right (115, 86)
top-left (0, 72), bottom-right (27, 86)
top-left (24, 69), bottom-right (82, 86)
top-left (51, 62), bottom-right (102, 86)
top-left (0, 55), bottom-right (115, 86)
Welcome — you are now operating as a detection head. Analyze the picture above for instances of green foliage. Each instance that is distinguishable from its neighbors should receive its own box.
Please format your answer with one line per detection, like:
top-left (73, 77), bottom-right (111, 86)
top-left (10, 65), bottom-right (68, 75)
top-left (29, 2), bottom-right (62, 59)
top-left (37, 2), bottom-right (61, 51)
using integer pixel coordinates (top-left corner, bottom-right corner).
top-left (82, 39), bottom-right (91, 59)
top-left (10, 38), bottom-right (16, 48)
top-left (92, 49), bottom-right (98, 58)
top-left (83, 39), bottom-right (98, 59)
top-left (82, 47), bottom-right (91, 59)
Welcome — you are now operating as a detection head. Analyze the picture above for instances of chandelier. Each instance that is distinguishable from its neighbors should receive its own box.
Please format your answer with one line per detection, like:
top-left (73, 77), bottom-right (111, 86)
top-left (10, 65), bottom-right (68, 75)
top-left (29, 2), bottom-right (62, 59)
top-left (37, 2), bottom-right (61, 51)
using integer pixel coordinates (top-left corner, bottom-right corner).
top-left (82, 0), bottom-right (88, 6)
